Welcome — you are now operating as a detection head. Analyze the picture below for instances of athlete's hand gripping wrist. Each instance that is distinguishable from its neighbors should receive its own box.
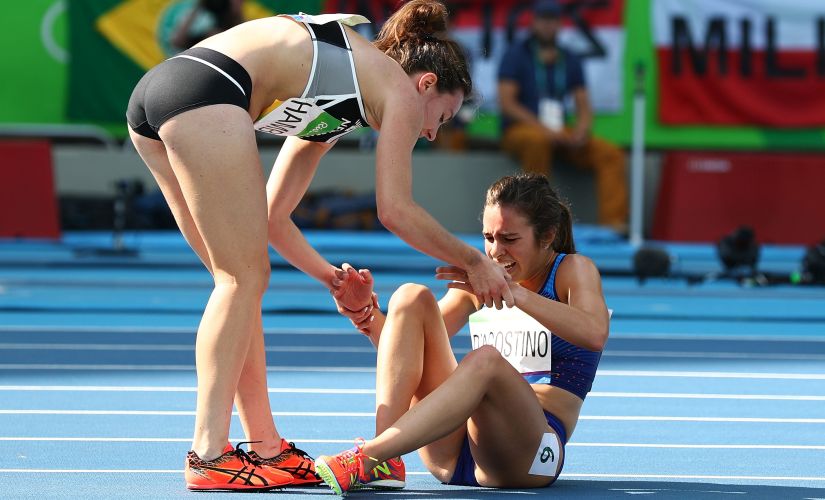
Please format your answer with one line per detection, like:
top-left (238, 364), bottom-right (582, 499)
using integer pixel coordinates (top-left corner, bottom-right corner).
top-left (468, 257), bottom-right (513, 309)
top-left (331, 263), bottom-right (374, 314)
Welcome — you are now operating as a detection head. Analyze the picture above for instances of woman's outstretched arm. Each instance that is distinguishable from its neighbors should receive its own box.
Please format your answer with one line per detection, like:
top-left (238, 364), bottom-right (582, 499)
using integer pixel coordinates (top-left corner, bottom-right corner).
top-left (267, 137), bottom-right (372, 310)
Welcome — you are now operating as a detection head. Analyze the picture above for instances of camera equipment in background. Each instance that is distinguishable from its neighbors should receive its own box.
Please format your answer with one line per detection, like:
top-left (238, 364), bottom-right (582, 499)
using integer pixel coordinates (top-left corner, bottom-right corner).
top-left (632, 245), bottom-right (671, 283)
top-left (795, 239), bottom-right (825, 285)
top-left (715, 225), bottom-right (767, 285)
top-left (717, 225), bottom-right (759, 275)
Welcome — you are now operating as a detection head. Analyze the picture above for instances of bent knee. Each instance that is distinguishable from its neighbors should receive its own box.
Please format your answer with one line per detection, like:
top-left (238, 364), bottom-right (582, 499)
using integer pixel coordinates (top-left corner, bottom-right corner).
top-left (388, 283), bottom-right (438, 314)
top-left (459, 345), bottom-right (508, 376)
top-left (213, 259), bottom-right (271, 295)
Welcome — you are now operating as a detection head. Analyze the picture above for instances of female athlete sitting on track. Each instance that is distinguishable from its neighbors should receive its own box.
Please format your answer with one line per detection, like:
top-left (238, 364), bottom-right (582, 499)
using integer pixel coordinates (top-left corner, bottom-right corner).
top-left (317, 173), bottom-right (610, 493)
top-left (126, 0), bottom-right (512, 491)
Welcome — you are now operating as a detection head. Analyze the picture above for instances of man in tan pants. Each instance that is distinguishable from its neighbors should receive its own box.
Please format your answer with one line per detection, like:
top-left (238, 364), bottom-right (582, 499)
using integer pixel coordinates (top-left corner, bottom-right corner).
top-left (498, 0), bottom-right (627, 231)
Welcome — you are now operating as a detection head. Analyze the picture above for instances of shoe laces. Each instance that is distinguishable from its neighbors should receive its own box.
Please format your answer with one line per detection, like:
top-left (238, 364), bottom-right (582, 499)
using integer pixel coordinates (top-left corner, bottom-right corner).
top-left (267, 441), bottom-right (314, 465)
top-left (334, 438), bottom-right (377, 475)
top-left (286, 442), bottom-right (314, 459)
top-left (233, 441), bottom-right (263, 466)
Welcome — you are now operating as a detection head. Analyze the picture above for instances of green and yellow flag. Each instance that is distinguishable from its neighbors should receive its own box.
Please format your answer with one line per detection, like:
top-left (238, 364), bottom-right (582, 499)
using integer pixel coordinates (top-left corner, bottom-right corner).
top-left (68, 0), bottom-right (319, 124)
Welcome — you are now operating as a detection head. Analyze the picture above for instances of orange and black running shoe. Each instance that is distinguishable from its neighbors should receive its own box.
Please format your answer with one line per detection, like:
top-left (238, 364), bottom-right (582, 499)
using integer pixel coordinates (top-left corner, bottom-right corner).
top-left (184, 443), bottom-right (294, 491)
top-left (247, 439), bottom-right (323, 486)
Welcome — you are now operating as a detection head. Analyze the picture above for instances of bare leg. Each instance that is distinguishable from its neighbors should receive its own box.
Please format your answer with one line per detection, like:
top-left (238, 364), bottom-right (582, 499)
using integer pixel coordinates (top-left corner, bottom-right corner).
top-left (151, 105), bottom-right (270, 460)
top-left (364, 345), bottom-right (558, 487)
top-left (374, 284), bottom-right (458, 434)
top-left (128, 129), bottom-right (212, 272)
top-left (234, 312), bottom-right (283, 457)
top-left (371, 284), bottom-right (465, 481)
top-left (131, 126), bottom-right (283, 459)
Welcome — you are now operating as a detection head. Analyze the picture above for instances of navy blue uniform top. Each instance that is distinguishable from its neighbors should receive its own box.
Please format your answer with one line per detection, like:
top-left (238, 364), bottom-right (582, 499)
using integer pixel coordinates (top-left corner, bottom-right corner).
top-left (497, 36), bottom-right (586, 131)
top-left (538, 253), bottom-right (602, 400)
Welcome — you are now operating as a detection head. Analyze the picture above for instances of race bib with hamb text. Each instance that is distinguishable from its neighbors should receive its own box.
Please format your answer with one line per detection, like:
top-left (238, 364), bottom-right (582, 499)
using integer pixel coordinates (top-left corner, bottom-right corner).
top-left (468, 306), bottom-right (552, 383)
top-left (254, 98), bottom-right (357, 139)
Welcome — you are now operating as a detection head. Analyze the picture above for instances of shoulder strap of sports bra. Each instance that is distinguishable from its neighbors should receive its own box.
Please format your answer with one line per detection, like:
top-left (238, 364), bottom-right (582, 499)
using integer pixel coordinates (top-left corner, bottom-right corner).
top-left (543, 253), bottom-right (567, 301)
top-left (285, 12), bottom-right (370, 27)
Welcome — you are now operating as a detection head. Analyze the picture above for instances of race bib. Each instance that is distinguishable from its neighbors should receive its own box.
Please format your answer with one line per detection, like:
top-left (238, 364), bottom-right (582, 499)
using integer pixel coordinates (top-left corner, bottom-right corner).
top-left (468, 306), bottom-right (551, 383)
top-left (254, 98), bottom-right (359, 139)
top-left (538, 98), bottom-right (564, 132)
top-left (529, 432), bottom-right (562, 477)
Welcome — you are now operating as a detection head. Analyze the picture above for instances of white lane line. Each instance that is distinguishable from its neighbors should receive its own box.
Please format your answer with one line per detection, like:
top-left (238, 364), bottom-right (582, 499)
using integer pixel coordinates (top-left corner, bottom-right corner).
top-left (1, 410), bottom-right (824, 423)
top-left (609, 488), bottom-right (747, 494)
top-left (3, 325), bottom-right (825, 343)
top-left (610, 333), bottom-right (825, 343)
top-left (580, 416), bottom-right (825, 423)
top-left (0, 437), bottom-right (352, 443)
top-left (0, 343), bottom-right (376, 353)
top-left (0, 326), bottom-right (348, 335)
top-left (1, 437), bottom-right (823, 450)
top-left (588, 392), bottom-right (825, 401)
top-left (604, 351), bottom-right (825, 361)
top-left (562, 474), bottom-right (825, 481)
top-left (4, 343), bottom-right (825, 361)
top-left (3, 386), bottom-right (825, 401)
top-left (0, 364), bottom-right (376, 372)
top-left (0, 344), bottom-right (195, 351)
top-left (0, 469), bottom-right (184, 473)
top-left (0, 469), bottom-right (820, 480)
top-left (569, 443), bottom-right (825, 450)
top-left (0, 410), bottom-right (373, 416)
top-left (3, 365), bottom-right (825, 380)
top-left (598, 370), bottom-right (825, 380)
top-left (0, 386), bottom-right (374, 394)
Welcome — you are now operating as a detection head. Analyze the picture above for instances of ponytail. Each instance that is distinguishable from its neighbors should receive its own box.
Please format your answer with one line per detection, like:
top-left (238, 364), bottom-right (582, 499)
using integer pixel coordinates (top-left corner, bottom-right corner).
top-left (375, 0), bottom-right (448, 44)
top-left (554, 201), bottom-right (576, 254)
top-left (374, 0), bottom-right (472, 96)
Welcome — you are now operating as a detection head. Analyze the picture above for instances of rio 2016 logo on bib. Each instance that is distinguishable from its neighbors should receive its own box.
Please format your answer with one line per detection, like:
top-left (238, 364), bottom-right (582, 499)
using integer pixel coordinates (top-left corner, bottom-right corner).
top-left (299, 112), bottom-right (344, 137)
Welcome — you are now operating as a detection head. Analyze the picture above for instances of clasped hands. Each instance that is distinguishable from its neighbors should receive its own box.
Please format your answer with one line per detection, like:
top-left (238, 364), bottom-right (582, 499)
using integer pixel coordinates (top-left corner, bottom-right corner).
top-left (331, 258), bottom-right (518, 334)
top-left (331, 263), bottom-right (377, 334)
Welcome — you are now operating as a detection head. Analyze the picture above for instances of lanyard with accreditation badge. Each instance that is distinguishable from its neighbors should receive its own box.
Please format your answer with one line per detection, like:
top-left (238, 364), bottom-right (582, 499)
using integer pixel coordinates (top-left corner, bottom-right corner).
top-left (533, 41), bottom-right (566, 132)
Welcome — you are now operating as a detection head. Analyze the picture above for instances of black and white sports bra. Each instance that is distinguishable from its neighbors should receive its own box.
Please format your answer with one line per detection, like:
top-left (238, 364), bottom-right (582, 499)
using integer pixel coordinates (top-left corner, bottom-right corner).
top-left (253, 13), bottom-right (370, 143)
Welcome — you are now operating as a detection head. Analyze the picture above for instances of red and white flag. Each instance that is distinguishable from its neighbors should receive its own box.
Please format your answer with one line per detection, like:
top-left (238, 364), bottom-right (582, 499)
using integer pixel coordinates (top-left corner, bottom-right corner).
top-left (654, 0), bottom-right (825, 127)
top-left (450, 0), bottom-right (626, 113)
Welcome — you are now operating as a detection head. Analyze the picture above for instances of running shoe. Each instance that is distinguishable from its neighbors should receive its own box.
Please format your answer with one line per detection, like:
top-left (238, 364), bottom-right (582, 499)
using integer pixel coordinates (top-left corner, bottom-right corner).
top-left (247, 439), bottom-right (323, 485)
top-left (359, 456), bottom-right (405, 489)
top-left (314, 441), bottom-right (373, 496)
top-left (184, 443), bottom-right (294, 491)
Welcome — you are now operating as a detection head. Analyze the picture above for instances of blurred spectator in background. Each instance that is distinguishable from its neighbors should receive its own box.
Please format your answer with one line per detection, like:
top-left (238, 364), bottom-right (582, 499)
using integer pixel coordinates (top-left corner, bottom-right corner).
top-left (497, 0), bottom-right (628, 233)
top-left (171, 0), bottom-right (244, 51)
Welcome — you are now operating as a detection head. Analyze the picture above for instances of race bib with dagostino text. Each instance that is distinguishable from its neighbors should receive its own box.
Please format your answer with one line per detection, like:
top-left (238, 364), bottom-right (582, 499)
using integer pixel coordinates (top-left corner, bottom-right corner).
top-left (468, 306), bottom-right (552, 384)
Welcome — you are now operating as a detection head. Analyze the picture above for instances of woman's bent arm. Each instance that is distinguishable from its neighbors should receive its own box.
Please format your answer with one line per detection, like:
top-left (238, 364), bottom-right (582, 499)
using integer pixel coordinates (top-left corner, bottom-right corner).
top-left (374, 99), bottom-right (513, 309)
top-left (513, 255), bottom-right (609, 351)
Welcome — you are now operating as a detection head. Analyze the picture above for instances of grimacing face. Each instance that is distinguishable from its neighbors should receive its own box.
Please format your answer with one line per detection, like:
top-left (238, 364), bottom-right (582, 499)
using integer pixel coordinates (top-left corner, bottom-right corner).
top-left (482, 203), bottom-right (553, 285)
